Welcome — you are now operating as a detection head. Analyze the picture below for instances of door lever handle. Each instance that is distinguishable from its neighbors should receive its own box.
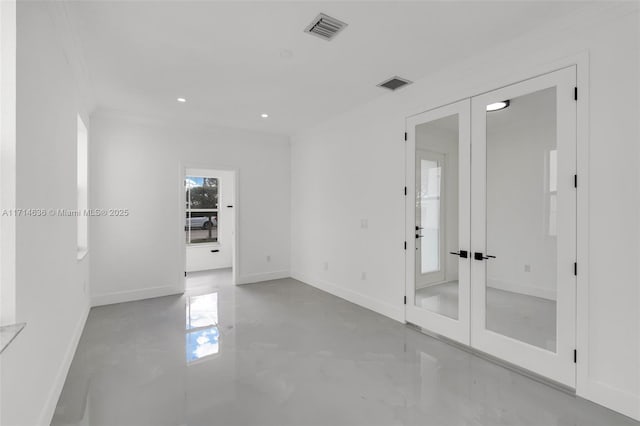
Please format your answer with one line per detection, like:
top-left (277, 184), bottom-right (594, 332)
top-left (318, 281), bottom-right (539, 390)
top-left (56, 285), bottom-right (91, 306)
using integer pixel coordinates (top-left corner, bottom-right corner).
top-left (449, 250), bottom-right (468, 258)
top-left (474, 252), bottom-right (496, 261)
top-left (415, 226), bottom-right (424, 231)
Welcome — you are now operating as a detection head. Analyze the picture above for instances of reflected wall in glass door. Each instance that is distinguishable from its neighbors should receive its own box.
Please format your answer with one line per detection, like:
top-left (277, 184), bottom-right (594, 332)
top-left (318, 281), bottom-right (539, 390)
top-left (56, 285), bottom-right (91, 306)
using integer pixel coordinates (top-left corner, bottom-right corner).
top-left (414, 114), bottom-right (460, 320)
top-left (485, 87), bottom-right (558, 352)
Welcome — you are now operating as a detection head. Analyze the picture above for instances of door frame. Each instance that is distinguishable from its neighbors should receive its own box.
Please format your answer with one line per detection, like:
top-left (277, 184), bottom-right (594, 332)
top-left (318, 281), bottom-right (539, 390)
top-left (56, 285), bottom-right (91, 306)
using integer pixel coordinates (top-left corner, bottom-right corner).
top-left (179, 162), bottom-right (239, 289)
top-left (403, 52), bottom-right (590, 392)
top-left (405, 98), bottom-right (471, 345)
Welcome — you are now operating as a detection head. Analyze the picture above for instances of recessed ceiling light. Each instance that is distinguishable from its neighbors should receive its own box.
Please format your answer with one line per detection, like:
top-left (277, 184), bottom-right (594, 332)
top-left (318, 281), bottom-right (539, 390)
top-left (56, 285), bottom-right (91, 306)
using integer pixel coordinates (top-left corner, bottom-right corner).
top-left (261, 113), bottom-right (269, 118)
top-left (177, 97), bottom-right (186, 103)
top-left (486, 100), bottom-right (509, 112)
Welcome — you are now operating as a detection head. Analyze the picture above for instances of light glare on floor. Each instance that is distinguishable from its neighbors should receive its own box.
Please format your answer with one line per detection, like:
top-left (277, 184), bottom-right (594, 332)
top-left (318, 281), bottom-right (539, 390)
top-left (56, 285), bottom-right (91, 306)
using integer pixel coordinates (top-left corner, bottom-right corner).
top-left (261, 113), bottom-right (269, 118)
top-left (177, 97), bottom-right (187, 103)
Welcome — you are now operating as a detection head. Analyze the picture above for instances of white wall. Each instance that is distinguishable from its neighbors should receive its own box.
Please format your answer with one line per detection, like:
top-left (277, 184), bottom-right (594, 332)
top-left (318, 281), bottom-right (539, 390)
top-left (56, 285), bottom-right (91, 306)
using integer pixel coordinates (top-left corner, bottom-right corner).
top-left (185, 168), bottom-right (235, 272)
top-left (291, 4), bottom-right (639, 420)
top-left (1, 2), bottom-right (91, 425)
top-left (89, 111), bottom-right (291, 305)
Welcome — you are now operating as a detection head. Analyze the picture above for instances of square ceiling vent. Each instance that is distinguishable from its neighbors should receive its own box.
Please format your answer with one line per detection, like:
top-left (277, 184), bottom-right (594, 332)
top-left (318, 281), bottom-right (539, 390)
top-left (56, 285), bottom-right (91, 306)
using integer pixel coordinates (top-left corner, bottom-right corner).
top-left (305, 13), bottom-right (348, 41)
top-left (377, 76), bottom-right (413, 91)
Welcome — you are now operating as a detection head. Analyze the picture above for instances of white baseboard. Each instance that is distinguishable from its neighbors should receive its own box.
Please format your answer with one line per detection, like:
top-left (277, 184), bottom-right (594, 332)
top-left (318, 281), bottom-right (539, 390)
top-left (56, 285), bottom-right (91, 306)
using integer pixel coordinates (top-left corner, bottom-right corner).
top-left (38, 301), bottom-right (90, 426)
top-left (91, 285), bottom-right (183, 307)
top-left (236, 270), bottom-right (290, 285)
top-left (487, 278), bottom-right (557, 301)
top-left (579, 379), bottom-right (640, 421)
top-left (291, 272), bottom-right (405, 323)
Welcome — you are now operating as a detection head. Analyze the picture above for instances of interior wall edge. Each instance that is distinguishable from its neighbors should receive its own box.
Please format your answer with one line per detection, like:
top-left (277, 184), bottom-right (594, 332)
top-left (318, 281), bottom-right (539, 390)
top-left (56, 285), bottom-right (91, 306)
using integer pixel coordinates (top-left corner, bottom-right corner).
top-left (90, 285), bottom-right (183, 308)
top-left (37, 302), bottom-right (90, 426)
top-left (578, 379), bottom-right (640, 421)
top-left (236, 270), bottom-right (290, 286)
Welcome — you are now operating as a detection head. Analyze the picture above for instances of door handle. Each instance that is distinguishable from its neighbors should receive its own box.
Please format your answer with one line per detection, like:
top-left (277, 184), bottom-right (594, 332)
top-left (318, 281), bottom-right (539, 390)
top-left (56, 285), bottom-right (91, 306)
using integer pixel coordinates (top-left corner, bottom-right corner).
top-left (449, 250), bottom-right (468, 258)
top-left (416, 234), bottom-right (423, 239)
top-left (415, 226), bottom-right (424, 231)
top-left (474, 252), bottom-right (496, 261)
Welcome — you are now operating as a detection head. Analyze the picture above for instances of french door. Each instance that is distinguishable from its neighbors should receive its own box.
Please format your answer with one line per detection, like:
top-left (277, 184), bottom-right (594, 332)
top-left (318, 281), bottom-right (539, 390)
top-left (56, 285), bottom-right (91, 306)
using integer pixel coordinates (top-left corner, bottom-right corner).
top-left (405, 99), bottom-right (471, 345)
top-left (406, 66), bottom-right (577, 387)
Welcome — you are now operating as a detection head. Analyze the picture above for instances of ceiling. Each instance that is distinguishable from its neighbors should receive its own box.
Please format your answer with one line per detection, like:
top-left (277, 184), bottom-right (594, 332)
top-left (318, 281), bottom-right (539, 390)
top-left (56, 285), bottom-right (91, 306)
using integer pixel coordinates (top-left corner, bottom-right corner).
top-left (66, 1), bottom-right (591, 135)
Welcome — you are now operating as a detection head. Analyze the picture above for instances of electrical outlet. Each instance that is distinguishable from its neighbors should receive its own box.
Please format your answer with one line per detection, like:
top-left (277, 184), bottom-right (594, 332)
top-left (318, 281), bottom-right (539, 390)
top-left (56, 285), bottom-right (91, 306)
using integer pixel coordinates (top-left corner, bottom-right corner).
top-left (360, 219), bottom-right (368, 229)
top-left (361, 272), bottom-right (367, 280)
top-left (266, 255), bottom-right (271, 262)
top-left (524, 264), bottom-right (531, 272)
top-left (323, 261), bottom-right (329, 271)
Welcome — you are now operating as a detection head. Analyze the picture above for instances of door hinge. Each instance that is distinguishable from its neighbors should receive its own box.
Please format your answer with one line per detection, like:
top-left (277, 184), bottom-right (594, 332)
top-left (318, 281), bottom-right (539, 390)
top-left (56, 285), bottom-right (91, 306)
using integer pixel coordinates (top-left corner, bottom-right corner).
top-left (404, 132), bottom-right (407, 141)
top-left (574, 349), bottom-right (577, 363)
top-left (574, 87), bottom-right (578, 101)
top-left (404, 241), bottom-right (407, 250)
top-left (574, 262), bottom-right (577, 276)
top-left (404, 296), bottom-right (407, 305)
top-left (574, 174), bottom-right (578, 188)
top-left (404, 186), bottom-right (407, 196)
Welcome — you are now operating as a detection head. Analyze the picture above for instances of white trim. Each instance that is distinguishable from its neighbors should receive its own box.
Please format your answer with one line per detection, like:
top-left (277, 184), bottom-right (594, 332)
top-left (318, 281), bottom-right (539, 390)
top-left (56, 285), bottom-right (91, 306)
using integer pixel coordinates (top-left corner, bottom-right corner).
top-left (572, 51), bottom-right (640, 423)
top-left (573, 50), bottom-right (593, 408)
top-left (76, 248), bottom-right (88, 261)
top-left (293, 272), bottom-right (405, 323)
top-left (0, 0), bottom-right (17, 325)
top-left (236, 270), bottom-right (290, 285)
top-left (38, 301), bottom-right (90, 426)
top-left (91, 285), bottom-right (183, 307)
top-left (579, 380), bottom-right (640, 421)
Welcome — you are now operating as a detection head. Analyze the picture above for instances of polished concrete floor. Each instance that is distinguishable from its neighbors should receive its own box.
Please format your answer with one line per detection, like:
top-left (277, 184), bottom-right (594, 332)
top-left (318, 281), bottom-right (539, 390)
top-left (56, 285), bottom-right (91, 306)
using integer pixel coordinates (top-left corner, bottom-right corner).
top-left (52, 270), bottom-right (636, 426)
top-left (415, 281), bottom-right (557, 351)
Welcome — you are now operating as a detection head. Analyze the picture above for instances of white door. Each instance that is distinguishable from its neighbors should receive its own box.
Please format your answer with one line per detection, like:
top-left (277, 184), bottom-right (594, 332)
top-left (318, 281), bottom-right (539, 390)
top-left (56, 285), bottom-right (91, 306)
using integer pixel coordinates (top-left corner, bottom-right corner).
top-left (470, 66), bottom-right (577, 386)
top-left (406, 99), bottom-right (471, 345)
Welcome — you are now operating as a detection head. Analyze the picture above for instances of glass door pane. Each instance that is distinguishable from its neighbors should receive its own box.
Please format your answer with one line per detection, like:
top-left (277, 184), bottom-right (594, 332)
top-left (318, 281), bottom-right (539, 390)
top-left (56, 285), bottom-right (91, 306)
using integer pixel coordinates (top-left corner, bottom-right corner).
top-left (485, 87), bottom-right (558, 352)
top-left (415, 115), bottom-right (459, 320)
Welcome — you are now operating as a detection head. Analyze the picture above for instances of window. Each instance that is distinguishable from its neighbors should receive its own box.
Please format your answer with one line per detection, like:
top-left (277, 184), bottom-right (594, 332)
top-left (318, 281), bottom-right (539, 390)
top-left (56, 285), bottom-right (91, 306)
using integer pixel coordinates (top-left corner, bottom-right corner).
top-left (185, 176), bottom-right (218, 244)
top-left (77, 115), bottom-right (88, 258)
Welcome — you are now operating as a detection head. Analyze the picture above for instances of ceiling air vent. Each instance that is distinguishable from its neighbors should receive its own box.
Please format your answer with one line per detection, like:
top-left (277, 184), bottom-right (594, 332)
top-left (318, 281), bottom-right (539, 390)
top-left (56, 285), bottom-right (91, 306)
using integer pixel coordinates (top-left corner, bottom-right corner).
top-left (305, 13), bottom-right (348, 41)
top-left (377, 76), bottom-right (413, 91)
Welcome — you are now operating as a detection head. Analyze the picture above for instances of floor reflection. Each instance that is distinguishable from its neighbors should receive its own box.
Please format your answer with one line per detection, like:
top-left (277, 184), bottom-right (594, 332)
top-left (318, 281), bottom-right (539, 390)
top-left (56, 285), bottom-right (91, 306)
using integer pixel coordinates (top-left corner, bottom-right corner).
top-left (186, 292), bottom-right (218, 329)
top-left (186, 292), bottom-right (220, 363)
top-left (186, 327), bottom-right (219, 362)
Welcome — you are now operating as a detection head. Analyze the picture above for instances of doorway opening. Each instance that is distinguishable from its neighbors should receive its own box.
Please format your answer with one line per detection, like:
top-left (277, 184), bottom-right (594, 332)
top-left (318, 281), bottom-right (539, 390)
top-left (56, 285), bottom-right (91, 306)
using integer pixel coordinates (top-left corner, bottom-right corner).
top-left (183, 167), bottom-right (237, 292)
